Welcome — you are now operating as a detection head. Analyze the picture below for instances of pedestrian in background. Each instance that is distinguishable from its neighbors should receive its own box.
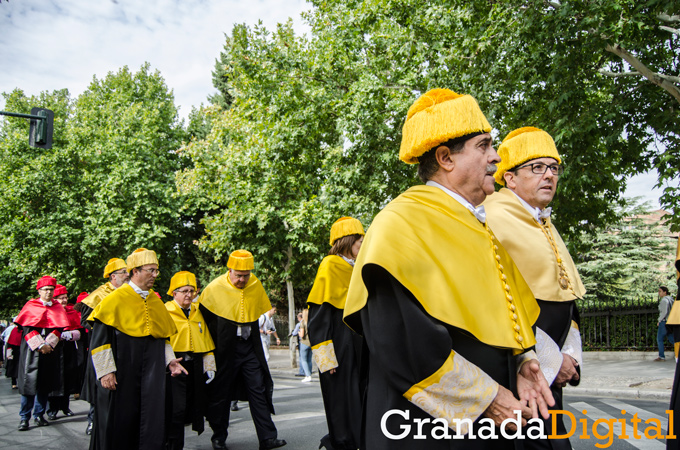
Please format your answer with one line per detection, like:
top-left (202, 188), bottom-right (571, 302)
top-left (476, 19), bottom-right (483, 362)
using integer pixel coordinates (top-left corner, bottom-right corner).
top-left (298, 309), bottom-right (312, 383)
top-left (656, 286), bottom-right (675, 362)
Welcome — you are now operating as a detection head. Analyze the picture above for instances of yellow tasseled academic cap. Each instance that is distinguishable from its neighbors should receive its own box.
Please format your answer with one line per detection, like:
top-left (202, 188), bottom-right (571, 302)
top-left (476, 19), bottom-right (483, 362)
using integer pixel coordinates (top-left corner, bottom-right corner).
top-left (495, 127), bottom-right (562, 186)
top-left (329, 217), bottom-right (365, 246)
top-left (167, 271), bottom-right (197, 296)
top-left (103, 258), bottom-right (127, 278)
top-left (399, 88), bottom-right (492, 164)
top-left (126, 248), bottom-right (159, 272)
top-left (227, 250), bottom-right (254, 271)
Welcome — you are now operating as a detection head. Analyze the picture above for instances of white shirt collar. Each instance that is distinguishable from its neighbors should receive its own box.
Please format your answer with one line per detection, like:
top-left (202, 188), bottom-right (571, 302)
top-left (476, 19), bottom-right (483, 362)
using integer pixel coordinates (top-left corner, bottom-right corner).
top-left (509, 189), bottom-right (551, 222)
top-left (340, 254), bottom-right (355, 267)
top-left (426, 181), bottom-right (486, 223)
top-left (128, 281), bottom-right (149, 299)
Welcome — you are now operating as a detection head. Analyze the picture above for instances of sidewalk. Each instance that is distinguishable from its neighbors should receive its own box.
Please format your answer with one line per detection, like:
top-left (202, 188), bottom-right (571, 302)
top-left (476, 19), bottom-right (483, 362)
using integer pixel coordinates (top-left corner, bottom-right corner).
top-left (566, 351), bottom-right (677, 400)
top-left (268, 348), bottom-right (679, 401)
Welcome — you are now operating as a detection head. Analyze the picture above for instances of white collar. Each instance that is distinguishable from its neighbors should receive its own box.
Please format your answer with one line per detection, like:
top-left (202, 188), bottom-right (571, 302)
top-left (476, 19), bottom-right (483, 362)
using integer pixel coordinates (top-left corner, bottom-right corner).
top-left (426, 181), bottom-right (486, 223)
top-left (509, 189), bottom-right (552, 222)
top-left (340, 254), bottom-right (355, 267)
top-left (128, 281), bottom-right (149, 299)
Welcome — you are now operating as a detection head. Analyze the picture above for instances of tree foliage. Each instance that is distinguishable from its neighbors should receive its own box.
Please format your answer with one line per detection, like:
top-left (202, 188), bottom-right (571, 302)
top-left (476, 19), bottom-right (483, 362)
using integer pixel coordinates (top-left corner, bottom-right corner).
top-left (576, 199), bottom-right (676, 303)
top-left (0, 64), bottom-right (192, 315)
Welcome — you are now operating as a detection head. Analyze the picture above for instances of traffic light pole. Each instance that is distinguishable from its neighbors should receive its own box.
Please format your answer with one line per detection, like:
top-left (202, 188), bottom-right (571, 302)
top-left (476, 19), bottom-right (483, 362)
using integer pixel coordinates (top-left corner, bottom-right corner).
top-left (0, 108), bottom-right (53, 148)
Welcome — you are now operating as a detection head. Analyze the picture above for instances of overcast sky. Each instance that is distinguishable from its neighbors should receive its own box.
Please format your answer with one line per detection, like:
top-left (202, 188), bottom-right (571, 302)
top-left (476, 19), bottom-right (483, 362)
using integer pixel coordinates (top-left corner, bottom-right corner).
top-left (0, 0), bottom-right (310, 118)
top-left (0, 0), bottom-right (668, 210)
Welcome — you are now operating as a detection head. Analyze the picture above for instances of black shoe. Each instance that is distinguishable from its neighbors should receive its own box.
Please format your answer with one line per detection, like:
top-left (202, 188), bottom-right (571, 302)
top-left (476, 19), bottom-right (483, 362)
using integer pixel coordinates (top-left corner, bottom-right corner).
top-left (260, 438), bottom-right (286, 450)
top-left (62, 409), bottom-right (74, 417)
top-left (85, 422), bottom-right (93, 435)
top-left (34, 415), bottom-right (49, 427)
top-left (211, 439), bottom-right (228, 450)
top-left (47, 412), bottom-right (58, 420)
top-left (18, 419), bottom-right (29, 431)
top-left (319, 435), bottom-right (335, 450)
top-left (294, 373), bottom-right (305, 377)
top-left (230, 404), bottom-right (239, 411)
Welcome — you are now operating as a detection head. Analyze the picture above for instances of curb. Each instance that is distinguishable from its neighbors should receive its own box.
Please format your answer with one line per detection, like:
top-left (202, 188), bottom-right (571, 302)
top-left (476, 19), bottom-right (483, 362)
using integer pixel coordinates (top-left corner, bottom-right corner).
top-left (566, 387), bottom-right (671, 401)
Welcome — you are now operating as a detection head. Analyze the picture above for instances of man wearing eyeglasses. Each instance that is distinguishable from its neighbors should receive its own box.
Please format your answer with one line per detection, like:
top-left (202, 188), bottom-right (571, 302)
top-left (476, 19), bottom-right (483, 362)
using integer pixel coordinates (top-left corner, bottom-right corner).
top-left (77, 257), bottom-right (129, 436)
top-left (344, 90), bottom-right (553, 448)
top-left (485, 127), bottom-right (586, 450)
top-left (164, 271), bottom-right (216, 450)
top-left (14, 276), bottom-right (70, 431)
top-left (79, 258), bottom-right (130, 327)
top-left (88, 248), bottom-right (187, 450)
top-left (198, 250), bottom-right (286, 450)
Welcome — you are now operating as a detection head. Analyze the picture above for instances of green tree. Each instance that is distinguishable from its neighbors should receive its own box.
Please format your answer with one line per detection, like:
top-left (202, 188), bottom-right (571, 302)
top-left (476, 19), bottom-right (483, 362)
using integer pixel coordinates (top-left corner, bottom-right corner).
top-left (0, 64), bottom-right (191, 315)
top-left (576, 199), bottom-right (676, 303)
top-left (303, 0), bottom-right (680, 240)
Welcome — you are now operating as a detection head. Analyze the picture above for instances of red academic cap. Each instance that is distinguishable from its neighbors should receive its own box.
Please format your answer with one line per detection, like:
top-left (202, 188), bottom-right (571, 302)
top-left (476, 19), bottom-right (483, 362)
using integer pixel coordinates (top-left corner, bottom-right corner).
top-left (36, 276), bottom-right (57, 290)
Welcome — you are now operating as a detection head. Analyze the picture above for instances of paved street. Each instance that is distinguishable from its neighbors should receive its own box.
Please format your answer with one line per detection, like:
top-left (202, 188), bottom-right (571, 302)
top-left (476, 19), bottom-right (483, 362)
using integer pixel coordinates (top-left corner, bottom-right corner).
top-left (0, 349), bottom-right (678, 449)
top-left (0, 370), bottom-right (329, 450)
top-left (564, 394), bottom-right (673, 449)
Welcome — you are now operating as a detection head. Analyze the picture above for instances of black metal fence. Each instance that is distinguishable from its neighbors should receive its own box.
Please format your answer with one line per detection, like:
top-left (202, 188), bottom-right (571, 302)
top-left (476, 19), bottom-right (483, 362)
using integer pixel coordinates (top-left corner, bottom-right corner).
top-left (580, 298), bottom-right (663, 351)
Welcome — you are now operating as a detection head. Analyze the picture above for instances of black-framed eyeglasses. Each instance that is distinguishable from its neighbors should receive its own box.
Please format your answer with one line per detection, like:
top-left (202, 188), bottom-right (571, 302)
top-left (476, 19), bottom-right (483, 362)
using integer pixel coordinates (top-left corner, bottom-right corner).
top-left (514, 162), bottom-right (564, 176)
top-left (111, 270), bottom-right (128, 276)
top-left (39, 287), bottom-right (55, 292)
top-left (175, 288), bottom-right (196, 295)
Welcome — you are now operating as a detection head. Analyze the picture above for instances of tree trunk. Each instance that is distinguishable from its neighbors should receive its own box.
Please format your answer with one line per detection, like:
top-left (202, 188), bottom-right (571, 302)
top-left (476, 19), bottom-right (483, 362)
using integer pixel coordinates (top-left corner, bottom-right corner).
top-left (284, 245), bottom-right (297, 368)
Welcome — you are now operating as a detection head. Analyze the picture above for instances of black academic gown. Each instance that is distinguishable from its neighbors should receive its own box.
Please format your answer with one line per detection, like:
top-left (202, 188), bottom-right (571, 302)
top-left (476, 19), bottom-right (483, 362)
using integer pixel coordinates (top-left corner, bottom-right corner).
top-left (199, 305), bottom-right (275, 443)
top-left (79, 303), bottom-right (96, 404)
top-left (89, 321), bottom-right (168, 450)
top-left (307, 302), bottom-right (363, 449)
top-left (165, 351), bottom-right (207, 444)
top-left (17, 326), bottom-right (64, 397)
top-left (5, 343), bottom-right (20, 380)
top-left (668, 286), bottom-right (680, 449)
top-left (351, 266), bottom-right (524, 450)
top-left (525, 300), bottom-right (580, 450)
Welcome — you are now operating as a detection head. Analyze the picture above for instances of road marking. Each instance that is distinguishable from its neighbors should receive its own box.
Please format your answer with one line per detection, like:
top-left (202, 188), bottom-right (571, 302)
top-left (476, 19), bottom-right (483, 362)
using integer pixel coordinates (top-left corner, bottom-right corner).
top-left (600, 399), bottom-right (668, 424)
top-left (570, 401), bottom-right (665, 449)
top-left (273, 411), bottom-right (326, 422)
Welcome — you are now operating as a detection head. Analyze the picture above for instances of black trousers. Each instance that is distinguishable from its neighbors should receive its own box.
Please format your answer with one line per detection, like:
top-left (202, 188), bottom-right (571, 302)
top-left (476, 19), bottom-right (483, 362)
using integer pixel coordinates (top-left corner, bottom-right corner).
top-left (208, 339), bottom-right (277, 443)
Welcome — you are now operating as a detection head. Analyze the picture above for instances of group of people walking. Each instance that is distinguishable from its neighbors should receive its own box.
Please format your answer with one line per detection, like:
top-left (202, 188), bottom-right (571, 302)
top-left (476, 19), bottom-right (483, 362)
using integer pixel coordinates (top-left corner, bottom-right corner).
top-left (9, 86), bottom-right (632, 449)
top-left (10, 247), bottom-right (287, 450)
top-left (305, 88), bottom-right (587, 450)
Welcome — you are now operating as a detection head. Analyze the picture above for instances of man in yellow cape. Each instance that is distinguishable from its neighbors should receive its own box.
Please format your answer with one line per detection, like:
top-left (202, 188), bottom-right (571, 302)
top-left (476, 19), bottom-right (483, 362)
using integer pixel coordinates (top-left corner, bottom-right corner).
top-left (88, 248), bottom-right (186, 450)
top-left (307, 216), bottom-right (365, 449)
top-left (343, 89), bottom-right (553, 449)
top-left (484, 127), bottom-right (586, 450)
top-left (198, 250), bottom-right (286, 450)
top-left (164, 271), bottom-right (216, 450)
top-left (76, 257), bottom-right (129, 435)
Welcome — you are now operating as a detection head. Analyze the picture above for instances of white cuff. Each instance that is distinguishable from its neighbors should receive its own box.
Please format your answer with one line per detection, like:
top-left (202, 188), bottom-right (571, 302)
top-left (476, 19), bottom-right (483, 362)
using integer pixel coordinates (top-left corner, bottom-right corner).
top-left (92, 345), bottom-right (117, 379)
top-left (165, 342), bottom-right (176, 367)
top-left (203, 352), bottom-right (216, 373)
top-left (561, 323), bottom-right (583, 367)
top-left (312, 340), bottom-right (338, 373)
top-left (535, 327), bottom-right (563, 385)
top-left (405, 351), bottom-right (498, 436)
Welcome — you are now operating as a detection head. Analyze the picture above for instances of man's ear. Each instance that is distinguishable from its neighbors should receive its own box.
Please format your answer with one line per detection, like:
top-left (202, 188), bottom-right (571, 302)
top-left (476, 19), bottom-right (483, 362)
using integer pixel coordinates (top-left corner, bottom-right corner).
top-left (434, 145), bottom-right (455, 172)
top-left (504, 170), bottom-right (516, 189)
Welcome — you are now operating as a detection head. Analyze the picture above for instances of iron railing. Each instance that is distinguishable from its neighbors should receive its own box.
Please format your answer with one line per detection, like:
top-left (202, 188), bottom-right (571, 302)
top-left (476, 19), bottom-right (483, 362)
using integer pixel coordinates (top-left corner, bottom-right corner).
top-left (580, 298), bottom-right (666, 351)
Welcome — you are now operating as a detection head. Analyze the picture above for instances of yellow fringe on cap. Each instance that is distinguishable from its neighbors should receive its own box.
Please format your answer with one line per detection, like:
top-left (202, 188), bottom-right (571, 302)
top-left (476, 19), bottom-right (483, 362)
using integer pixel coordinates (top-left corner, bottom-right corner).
top-left (399, 89), bottom-right (492, 164)
top-left (167, 271), bottom-right (197, 296)
top-left (329, 217), bottom-right (365, 246)
top-left (495, 127), bottom-right (562, 186)
top-left (126, 248), bottom-right (159, 272)
top-left (227, 249), bottom-right (254, 271)
top-left (103, 258), bottom-right (126, 278)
